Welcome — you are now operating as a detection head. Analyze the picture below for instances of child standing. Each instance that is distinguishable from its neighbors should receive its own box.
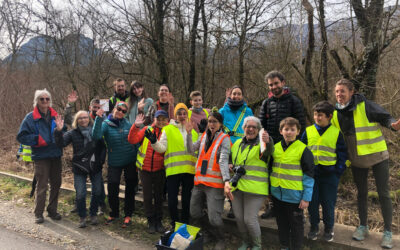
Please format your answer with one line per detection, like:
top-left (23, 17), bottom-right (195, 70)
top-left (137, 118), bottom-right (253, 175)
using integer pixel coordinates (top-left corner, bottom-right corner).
top-left (301, 101), bottom-right (347, 242)
top-left (270, 117), bottom-right (315, 250)
top-left (188, 91), bottom-right (210, 133)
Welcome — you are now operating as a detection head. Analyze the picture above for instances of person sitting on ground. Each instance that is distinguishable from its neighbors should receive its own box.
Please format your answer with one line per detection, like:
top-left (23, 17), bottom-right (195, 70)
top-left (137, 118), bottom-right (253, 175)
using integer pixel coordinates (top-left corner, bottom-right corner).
top-left (128, 110), bottom-right (169, 234)
top-left (187, 110), bottom-right (230, 250)
top-left (54, 111), bottom-right (106, 228)
top-left (188, 90), bottom-right (210, 134)
top-left (226, 116), bottom-right (273, 250)
top-left (270, 117), bottom-right (314, 250)
top-left (301, 101), bottom-right (347, 242)
top-left (332, 79), bottom-right (400, 249)
top-left (17, 89), bottom-right (63, 224)
top-left (92, 101), bottom-right (138, 228)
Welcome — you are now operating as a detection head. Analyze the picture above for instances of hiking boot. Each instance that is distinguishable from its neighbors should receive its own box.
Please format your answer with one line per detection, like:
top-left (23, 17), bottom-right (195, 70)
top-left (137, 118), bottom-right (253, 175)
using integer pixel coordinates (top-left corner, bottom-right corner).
top-left (35, 215), bottom-right (44, 224)
top-left (307, 225), bottom-right (319, 240)
top-left (78, 217), bottom-right (86, 228)
top-left (147, 218), bottom-right (156, 234)
top-left (122, 216), bottom-right (131, 228)
top-left (156, 219), bottom-right (166, 233)
top-left (352, 225), bottom-right (369, 241)
top-left (90, 216), bottom-right (98, 225)
top-left (323, 228), bottom-right (334, 242)
top-left (48, 213), bottom-right (62, 220)
top-left (381, 230), bottom-right (393, 249)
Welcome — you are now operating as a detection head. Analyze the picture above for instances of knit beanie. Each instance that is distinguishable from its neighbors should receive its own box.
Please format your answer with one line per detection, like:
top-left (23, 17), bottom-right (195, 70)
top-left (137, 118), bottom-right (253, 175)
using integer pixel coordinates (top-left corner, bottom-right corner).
top-left (174, 103), bottom-right (189, 117)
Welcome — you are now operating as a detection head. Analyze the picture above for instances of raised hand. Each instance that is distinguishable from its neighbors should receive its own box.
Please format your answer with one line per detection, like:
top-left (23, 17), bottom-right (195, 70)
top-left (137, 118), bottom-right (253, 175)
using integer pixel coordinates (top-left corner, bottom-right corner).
top-left (197, 119), bottom-right (208, 133)
top-left (138, 98), bottom-right (145, 112)
top-left (55, 115), bottom-right (64, 131)
top-left (67, 90), bottom-right (78, 103)
top-left (167, 92), bottom-right (174, 105)
top-left (144, 128), bottom-right (157, 144)
top-left (135, 113), bottom-right (145, 127)
top-left (391, 119), bottom-right (400, 131)
top-left (184, 120), bottom-right (194, 133)
top-left (261, 130), bottom-right (270, 144)
top-left (96, 108), bottom-right (105, 117)
top-left (225, 88), bottom-right (232, 99)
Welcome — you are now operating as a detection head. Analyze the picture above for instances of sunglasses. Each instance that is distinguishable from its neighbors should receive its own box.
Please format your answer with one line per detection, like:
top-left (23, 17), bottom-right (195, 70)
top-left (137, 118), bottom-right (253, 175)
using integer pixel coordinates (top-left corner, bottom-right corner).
top-left (40, 97), bottom-right (50, 102)
top-left (117, 107), bottom-right (127, 114)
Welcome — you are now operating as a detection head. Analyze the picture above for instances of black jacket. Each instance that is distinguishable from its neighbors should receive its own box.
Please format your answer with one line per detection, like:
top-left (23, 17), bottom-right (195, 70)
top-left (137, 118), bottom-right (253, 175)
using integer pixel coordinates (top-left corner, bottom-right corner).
top-left (335, 93), bottom-right (396, 136)
top-left (259, 89), bottom-right (306, 143)
top-left (54, 126), bottom-right (106, 175)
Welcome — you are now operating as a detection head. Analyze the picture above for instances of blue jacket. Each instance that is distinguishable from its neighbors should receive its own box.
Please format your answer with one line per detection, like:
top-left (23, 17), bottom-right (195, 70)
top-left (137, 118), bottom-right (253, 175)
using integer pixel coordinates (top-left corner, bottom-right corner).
top-left (17, 107), bottom-right (62, 160)
top-left (92, 115), bottom-right (136, 167)
top-left (301, 123), bottom-right (347, 177)
top-left (219, 102), bottom-right (253, 144)
top-left (270, 140), bottom-right (315, 204)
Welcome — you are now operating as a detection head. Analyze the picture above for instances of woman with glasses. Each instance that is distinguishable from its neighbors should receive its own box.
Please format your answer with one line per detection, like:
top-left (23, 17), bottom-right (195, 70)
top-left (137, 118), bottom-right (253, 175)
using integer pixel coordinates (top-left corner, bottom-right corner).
top-left (54, 111), bottom-right (106, 228)
top-left (17, 89), bottom-right (63, 224)
top-left (92, 101), bottom-right (138, 228)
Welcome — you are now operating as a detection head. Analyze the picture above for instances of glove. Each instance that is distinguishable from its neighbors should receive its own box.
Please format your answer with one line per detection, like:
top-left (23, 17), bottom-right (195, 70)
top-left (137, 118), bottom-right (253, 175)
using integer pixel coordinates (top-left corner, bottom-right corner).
top-left (144, 129), bottom-right (157, 144)
top-left (198, 119), bottom-right (208, 133)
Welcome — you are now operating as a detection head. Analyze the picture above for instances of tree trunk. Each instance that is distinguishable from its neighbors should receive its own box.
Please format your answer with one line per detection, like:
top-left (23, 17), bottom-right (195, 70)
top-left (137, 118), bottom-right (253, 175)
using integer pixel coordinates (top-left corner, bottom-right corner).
top-left (188, 0), bottom-right (202, 103)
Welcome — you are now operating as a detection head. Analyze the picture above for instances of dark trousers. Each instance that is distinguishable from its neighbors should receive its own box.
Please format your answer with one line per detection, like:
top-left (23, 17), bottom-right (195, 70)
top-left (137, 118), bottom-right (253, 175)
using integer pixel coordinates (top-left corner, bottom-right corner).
top-left (34, 158), bottom-right (62, 217)
top-left (107, 164), bottom-right (138, 218)
top-left (272, 196), bottom-right (304, 250)
top-left (95, 175), bottom-right (106, 207)
top-left (166, 173), bottom-right (194, 226)
top-left (351, 160), bottom-right (392, 231)
top-left (140, 169), bottom-right (165, 220)
top-left (74, 171), bottom-right (102, 218)
top-left (308, 173), bottom-right (340, 230)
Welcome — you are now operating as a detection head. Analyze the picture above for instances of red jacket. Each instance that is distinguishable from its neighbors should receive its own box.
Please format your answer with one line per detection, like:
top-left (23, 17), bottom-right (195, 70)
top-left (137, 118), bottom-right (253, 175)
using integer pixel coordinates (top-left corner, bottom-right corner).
top-left (128, 124), bottom-right (165, 172)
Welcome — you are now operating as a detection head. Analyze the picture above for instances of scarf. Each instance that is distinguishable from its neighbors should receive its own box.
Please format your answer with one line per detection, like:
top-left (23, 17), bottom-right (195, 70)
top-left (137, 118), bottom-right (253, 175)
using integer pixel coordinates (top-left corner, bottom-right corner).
top-left (192, 107), bottom-right (203, 113)
top-left (227, 97), bottom-right (244, 110)
top-left (79, 126), bottom-right (92, 146)
top-left (107, 114), bottom-right (122, 127)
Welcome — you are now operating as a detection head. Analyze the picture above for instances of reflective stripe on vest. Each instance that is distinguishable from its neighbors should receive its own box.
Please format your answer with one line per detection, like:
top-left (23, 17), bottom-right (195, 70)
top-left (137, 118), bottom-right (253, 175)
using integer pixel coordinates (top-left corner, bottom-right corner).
top-left (136, 127), bottom-right (158, 170)
top-left (21, 145), bottom-right (32, 162)
top-left (271, 140), bottom-right (306, 191)
top-left (231, 139), bottom-right (269, 196)
top-left (332, 102), bottom-right (387, 156)
top-left (223, 107), bottom-right (246, 137)
top-left (188, 109), bottom-right (209, 120)
top-left (163, 124), bottom-right (199, 177)
top-left (194, 132), bottom-right (229, 188)
top-left (306, 125), bottom-right (339, 166)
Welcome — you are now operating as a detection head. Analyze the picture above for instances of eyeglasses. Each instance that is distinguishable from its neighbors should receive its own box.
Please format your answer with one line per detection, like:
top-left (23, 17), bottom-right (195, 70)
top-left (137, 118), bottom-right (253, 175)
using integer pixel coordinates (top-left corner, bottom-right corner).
top-left (40, 97), bottom-right (50, 102)
top-left (245, 125), bottom-right (258, 130)
top-left (117, 107), bottom-right (127, 114)
top-left (78, 117), bottom-right (89, 120)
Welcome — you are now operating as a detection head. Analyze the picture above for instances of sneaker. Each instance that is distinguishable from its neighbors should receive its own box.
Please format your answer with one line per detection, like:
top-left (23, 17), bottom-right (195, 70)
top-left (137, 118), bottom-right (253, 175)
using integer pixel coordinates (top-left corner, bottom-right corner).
top-left (78, 217), bottom-right (86, 228)
top-left (35, 215), bottom-right (44, 224)
top-left (105, 216), bottom-right (117, 225)
top-left (90, 216), bottom-right (98, 225)
top-left (381, 230), bottom-right (393, 249)
top-left (97, 204), bottom-right (107, 216)
top-left (352, 225), bottom-right (369, 241)
top-left (48, 213), bottom-right (62, 220)
top-left (307, 226), bottom-right (319, 240)
top-left (122, 216), bottom-right (131, 228)
top-left (323, 228), bottom-right (334, 242)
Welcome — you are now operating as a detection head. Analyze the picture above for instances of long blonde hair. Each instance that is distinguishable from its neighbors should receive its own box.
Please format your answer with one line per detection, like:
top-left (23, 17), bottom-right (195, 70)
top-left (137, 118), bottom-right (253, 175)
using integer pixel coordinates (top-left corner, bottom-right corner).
top-left (72, 110), bottom-right (93, 129)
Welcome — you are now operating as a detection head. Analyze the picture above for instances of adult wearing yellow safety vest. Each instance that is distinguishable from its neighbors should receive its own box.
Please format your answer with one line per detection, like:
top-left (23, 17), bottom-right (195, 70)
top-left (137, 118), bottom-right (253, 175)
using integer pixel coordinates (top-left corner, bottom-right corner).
top-left (150, 103), bottom-right (199, 228)
top-left (109, 78), bottom-right (130, 113)
top-left (332, 79), bottom-right (400, 249)
top-left (187, 110), bottom-right (230, 250)
top-left (128, 111), bottom-right (168, 234)
top-left (226, 116), bottom-right (273, 250)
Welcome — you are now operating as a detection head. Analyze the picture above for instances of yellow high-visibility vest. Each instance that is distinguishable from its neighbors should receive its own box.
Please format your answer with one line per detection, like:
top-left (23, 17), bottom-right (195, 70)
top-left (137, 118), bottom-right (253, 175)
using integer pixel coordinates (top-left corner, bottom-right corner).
top-left (306, 125), bottom-right (339, 166)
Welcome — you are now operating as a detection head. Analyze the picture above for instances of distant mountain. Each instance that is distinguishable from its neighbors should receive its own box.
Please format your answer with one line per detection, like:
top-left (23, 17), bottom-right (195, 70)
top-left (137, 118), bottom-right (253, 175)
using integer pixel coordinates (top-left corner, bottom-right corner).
top-left (3, 34), bottom-right (101, 66)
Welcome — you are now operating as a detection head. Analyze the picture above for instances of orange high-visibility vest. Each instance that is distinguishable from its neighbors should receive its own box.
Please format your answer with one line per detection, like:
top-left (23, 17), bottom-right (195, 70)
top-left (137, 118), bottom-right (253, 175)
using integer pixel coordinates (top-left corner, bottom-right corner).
top-left (194, 132), bottom-right (229, 188)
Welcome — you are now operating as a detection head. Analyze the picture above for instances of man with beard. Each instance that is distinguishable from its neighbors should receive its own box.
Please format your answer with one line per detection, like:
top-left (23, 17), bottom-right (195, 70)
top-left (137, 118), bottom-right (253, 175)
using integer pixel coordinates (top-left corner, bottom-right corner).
top-left (109, 78), bottom-right (130, 112)
top-left (258, 70), bottom-right (306, 219)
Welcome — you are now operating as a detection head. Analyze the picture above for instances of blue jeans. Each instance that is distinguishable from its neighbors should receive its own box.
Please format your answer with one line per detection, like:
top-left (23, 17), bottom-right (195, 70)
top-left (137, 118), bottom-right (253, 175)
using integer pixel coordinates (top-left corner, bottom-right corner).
top-left (74, 171), bottom-right (102, 218)
top-left (92, 175), bottom-right (106, 207)
top-left (308, 173), bottom-right (340, 229)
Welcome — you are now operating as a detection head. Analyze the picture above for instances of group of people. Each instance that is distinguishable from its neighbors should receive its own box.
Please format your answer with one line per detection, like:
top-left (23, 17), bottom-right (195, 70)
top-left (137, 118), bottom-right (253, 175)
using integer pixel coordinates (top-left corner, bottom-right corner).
top-left (16, 71), bottom-right (400, 250)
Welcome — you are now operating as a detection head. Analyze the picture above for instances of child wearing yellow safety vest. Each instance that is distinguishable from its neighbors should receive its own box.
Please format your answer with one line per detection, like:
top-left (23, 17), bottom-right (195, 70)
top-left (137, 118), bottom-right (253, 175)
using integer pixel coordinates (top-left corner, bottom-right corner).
top-left (270, 117), bottom-right (314, 250)
top-left (301, 101), bottom-right (347, 242)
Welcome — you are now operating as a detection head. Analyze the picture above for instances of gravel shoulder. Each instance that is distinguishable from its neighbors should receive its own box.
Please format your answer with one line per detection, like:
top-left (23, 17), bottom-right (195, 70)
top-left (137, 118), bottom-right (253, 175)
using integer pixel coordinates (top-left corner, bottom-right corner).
top-left (0, 199), bottom-right (153, 250)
